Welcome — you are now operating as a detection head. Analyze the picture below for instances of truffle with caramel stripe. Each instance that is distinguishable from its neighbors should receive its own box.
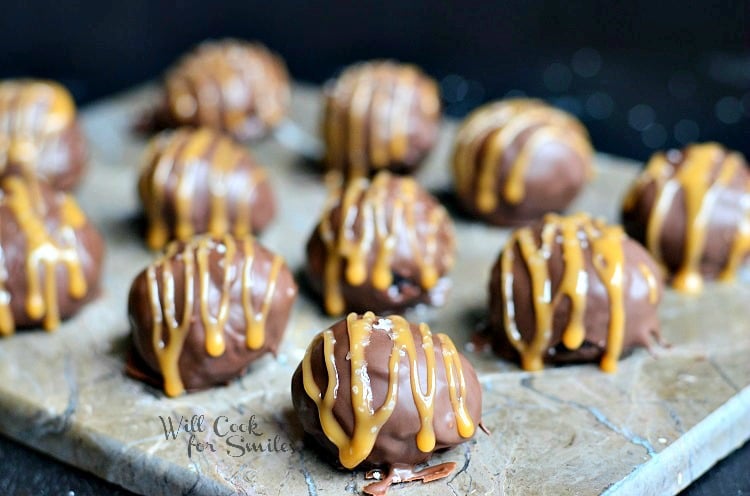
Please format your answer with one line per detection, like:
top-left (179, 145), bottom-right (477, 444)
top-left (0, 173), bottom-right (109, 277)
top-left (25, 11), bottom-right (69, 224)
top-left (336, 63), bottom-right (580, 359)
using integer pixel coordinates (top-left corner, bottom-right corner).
top-left (322, 60), bottom-right (440, 178)
top-left (0, 177), bottom-right (104, 335)
top-left (138, 127), bottom-right (275, 250)
top-left (305, 172), bottom-right (455, 315)
top-left (291, 312), bottom-right (483, 496)
top-left (452, 99), bottom-right (593, 226)
top-left (622, 143), bottom-right (750, 294)
top-left (153, 39), bottom-right (290, 140)
top-left (127, 234), bottom-right (297, 396)
top-left (0, 80), bottom-right (87, 190)
top-left (488, 213), bottom-right (662, 372)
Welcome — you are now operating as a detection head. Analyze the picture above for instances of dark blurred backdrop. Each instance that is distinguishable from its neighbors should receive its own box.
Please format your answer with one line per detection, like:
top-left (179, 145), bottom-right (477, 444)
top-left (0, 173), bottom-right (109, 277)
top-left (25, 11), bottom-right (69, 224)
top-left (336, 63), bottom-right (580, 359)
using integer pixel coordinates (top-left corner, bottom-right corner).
top-left (0, 1), bottom-right (747, 161)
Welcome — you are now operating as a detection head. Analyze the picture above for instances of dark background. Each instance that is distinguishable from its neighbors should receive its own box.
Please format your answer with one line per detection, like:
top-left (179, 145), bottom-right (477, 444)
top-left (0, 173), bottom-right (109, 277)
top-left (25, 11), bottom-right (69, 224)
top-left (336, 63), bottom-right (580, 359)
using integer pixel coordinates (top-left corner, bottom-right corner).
top-left (0, 1), bottom-right (748, 494)
top-left (0, 1), bottom-right (748, 161)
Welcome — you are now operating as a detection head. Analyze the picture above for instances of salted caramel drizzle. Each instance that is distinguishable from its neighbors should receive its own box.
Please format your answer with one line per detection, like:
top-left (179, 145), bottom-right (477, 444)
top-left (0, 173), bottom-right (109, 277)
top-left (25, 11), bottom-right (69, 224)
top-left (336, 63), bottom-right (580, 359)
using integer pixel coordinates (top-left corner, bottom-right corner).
top-left (166, 41), bottom-right (288, 135)
top-left (0, 177), bottom-right (87, 335)
top-left (146, 234), bottom-right (285, 396)
top-left (324, 61), bottom-right (439, 177)
top-left (302, 312), bottom-right (475, 469)
top-left (140, 127), bottom-right (266, 250)
top-left (500, 213), bottom-right (651, 372)
top-left (630, 143), bottom-right (749, 294)
top-left (453, 99), bottom-right (592, 212)
top-left (0, 80), bottom-right (75, 184)
top-left (318, 172), bottom-right (448, 315)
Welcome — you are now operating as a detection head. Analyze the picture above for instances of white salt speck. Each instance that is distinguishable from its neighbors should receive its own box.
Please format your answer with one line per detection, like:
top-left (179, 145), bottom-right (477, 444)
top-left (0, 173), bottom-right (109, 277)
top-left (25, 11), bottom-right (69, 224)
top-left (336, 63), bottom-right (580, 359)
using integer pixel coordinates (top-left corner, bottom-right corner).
top-left (373, 318), bottom-right (393, 332)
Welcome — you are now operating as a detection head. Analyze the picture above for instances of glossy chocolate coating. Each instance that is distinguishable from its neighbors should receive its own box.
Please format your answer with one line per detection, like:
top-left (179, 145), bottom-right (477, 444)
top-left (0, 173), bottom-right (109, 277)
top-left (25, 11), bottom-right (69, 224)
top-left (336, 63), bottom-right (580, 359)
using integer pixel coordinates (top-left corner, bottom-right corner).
top-left (0, 177), bottom-right (104, 334)
top-left (0, 80), bottom-right (87, 190)
top-left (160, 39), bottom-right (290, 140)
top-left (621, 143), bottom-right (750, 294)
top-left (305, 172), bottom-right (455, 315)
top-left (488, 213), bottom-right (662, 370)
top-left (138, 127), bottom-right (275, 250)
top-left (322, 60), bottom-right (440, 178)
top-left (128, 235), bottom-right (297, 396)
top-left (291, 313), bottom-right (482, 471)
top-left (452, 99), bottom-right (592, 226)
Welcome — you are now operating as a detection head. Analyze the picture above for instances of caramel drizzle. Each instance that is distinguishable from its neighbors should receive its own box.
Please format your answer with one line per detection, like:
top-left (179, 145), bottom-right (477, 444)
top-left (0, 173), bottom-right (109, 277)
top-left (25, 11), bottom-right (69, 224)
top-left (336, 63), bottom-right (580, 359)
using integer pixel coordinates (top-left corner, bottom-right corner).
top-left (318, 172), bottom-right (449, 315)
top-left (140, 127), bottom-right (266, 250)
top-left (166, 41), bottom-right (288, 135)
top-left (500, 213), bottom-right (655, 372)
top-left (301, 312), bottom-right (475, 469)
top-left (453, 99), bottom-right (592, 211)
top-left (324, 61), bottom-right (439, 177)
top-left (0, 80), bottom-right (75, 184)
top-left (638, 262), bottom-right (660, 305)
top-left (0, 176), bottom-right (87, 335)
top-left (628, 143), bottom-right (750, 294)
top-left (146, 234), bottom-right (285, 396)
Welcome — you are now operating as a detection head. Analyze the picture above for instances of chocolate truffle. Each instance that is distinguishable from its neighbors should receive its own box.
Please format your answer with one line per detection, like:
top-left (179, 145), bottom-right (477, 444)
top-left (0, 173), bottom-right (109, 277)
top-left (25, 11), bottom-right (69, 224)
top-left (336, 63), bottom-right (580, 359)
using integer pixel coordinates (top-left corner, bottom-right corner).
top-left (306, 172), bottom-right (455, 315)
top-left (0, 176), bottom-right (104, 335)
top-left (322, 60), bottom-right (440, 178)
top-left (622, 143), bottom-right (750, 294)
top-left (138, 127), bottom-right (275, 250)
top-left (128, 234), bottom-right (297, 397)
top-left (291, 312), bottom-right (482, 496)
top-left (159, 39), bottom-right (290, 140)
top-left (452, 99), bottom-right (593, 226)
top-left (488, 213), bottom-right (662, 372)
top-left (0, 79), bottom-right (87, 190)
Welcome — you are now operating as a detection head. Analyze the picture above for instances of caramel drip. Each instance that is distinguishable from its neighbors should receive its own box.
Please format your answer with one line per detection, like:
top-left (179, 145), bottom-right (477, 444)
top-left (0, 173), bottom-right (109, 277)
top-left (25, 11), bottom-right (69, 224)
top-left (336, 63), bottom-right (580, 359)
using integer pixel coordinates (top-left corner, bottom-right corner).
top-left (148, 246), bottom-right (194, 398)
top-left (638, 263), bottom-right (659, 305)
top-left (140, 127), bottom-right (265, 250)
top-left (637, 143), bottom-right (747, 294)
top-left (241, 237), bottom-right (284, 349)
top-left (720, 176), bottom-right (750, 281)
top-left (317, 172), bottom-right (447, 315)
top-left (166, 41), bottom-right (288, 134)
top-left (301, 312), bottom-right (475, 469)
top-left (324, 61), bottom-right (439, 177)
top-left (0, 177), bottom-right (87, 335)
top-left (453, 99), bottom-right (592, 212)
top-left (0, 80), bottom-right (75, 185)
top-left (500, 213), bottom-right (630, 372)
top-left (147, 234), bottom-right (285, 396)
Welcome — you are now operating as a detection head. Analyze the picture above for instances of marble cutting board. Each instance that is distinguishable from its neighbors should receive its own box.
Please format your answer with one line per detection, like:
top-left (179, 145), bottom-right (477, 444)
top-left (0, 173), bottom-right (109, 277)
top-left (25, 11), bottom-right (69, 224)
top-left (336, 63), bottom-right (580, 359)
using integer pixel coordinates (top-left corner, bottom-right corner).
top-left (0, 84), bottom-right (747, 496)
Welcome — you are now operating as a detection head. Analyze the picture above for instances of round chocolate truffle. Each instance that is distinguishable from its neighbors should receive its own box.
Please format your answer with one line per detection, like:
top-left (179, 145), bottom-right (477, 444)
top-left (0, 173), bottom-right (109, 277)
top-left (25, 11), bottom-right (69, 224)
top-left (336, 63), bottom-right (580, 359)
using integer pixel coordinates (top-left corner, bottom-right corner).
top-left (160, 39), bottom-right (290, 140)
top-left (128, 234), bottom-right (297, 397)
top-left (138, 127), bottom-right (275, 250)
top-left (306, 172), bottom-right (455, 315)
top-left (291, 312), bottom-right (482, 495)
top-left (0, 79), bottom-right (87, 190)
top-left (0, 176), bottom-right (104, 335)
top-left (488, 213), bottom-right (663, 372)
top-left (322, 60), bottom-right (441, 178)
top-left (622, 142), bottom-right (750, 295)
top-left (452, 99), bottom-right (593, 226)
